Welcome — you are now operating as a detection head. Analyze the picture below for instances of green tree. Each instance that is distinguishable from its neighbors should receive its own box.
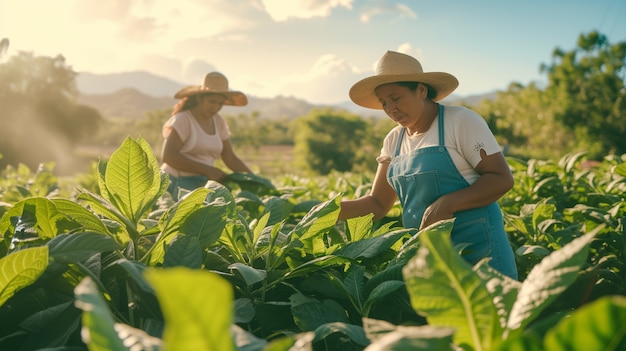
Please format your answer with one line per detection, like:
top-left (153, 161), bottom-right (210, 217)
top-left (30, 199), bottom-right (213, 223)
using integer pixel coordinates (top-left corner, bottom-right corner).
top-left (541, 31), bottom-right (626, 158)
top-left (476, 31), bottom-right (626, 160)
top-left (294, 109), bottom-right (374, 175)
top-left (0, 51), bottom-right (103, 174)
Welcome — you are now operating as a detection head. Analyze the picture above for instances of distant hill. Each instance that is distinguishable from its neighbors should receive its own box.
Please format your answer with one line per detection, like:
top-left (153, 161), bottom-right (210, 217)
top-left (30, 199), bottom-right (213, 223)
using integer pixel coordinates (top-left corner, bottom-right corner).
top-left (75, 71), bottom-right (495, 120)
top-left (77, 71), bottom-right (185, 97)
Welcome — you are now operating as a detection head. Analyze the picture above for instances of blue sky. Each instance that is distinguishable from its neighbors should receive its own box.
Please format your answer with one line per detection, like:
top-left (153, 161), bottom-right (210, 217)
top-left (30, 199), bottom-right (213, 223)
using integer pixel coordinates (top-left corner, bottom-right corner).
top-left (1, 0), bottom-right (625, 104)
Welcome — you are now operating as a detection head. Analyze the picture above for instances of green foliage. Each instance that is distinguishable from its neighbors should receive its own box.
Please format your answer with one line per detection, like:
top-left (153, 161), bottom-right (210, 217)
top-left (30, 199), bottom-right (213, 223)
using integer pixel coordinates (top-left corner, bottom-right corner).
top-left (0, 138), bottom-right (625, 349)
top-left (542, 31), bottom-right (626, 157)
top-left (293, 108), bottom-right (378, 175)
top-left (476, 31), bottom-right (626, 161)
top-left (0, 51), bottom-right (103, 174)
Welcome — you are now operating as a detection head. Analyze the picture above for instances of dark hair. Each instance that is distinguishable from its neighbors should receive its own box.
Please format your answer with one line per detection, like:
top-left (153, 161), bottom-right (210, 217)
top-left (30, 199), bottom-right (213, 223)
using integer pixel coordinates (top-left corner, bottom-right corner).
top-left (172, 95), bottom-right (199, 116)
top-left (171, 93), bottom-right (228, 116)
top-left (396, 81), bottom-right (437, 100)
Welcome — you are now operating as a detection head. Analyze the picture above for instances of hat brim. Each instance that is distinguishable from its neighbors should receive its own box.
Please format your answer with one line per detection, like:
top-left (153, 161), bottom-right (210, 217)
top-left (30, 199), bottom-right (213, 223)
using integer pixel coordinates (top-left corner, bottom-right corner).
top-left (174, 86), bottom-right (248, 106)
top-left (349, 72), bottom-right (459, 109)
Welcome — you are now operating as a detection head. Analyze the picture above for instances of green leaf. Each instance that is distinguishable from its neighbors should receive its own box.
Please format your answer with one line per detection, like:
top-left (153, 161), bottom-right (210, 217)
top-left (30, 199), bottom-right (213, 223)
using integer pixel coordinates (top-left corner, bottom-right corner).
top-left (364, 318), bottom-right (457, 351)
top-left (544, 295), bottom-right (626, 350)
top-left (75, 279), bottom-right (162, 351)
top-left (205, 181), bottom-right (236, 215)
top-left (0, 246), bottom-right (48, 306)
top-left (231, 324), bottom-right (268, 350)
top-left (51, 198), bottom-right (111, 234)
top-left (506, 229), bottom-right (597, 334)
top-left (363, 280), bottom-right (406, 315)
top-left (403, 219), bottom-right (501, 351)
top-left (74, 277), bottom-right (127, 351)
top-left (163, 234), bottom-right (203, 269)
top-left (346, 214), bottom-right (373, 241)
top-left (613, 163), bottom-right (626, 178)
top-left (47, 232), bottom-right (121, 263)
top-left (3, 198), bottom-right (80, 241)
top-left (289, 195), bottom-right (341, 243)
top-left (227, 172), bottom-right (276, 195)
top-left (180, 202), bottom-right (228, 249)
top-left (335, 228), bottom-right (412, 260)
top-left (106, 259), bottom-right (154, 295)
top-left (158, 187), bottom-right (210, 237)
top-left (313, 322), bottom-right (369, 346)
top-left (290, 293), bottom-right (349, 331)
top-left (144, 267), bottom-right (235, 351)
top-left (104, 137), bottom-right (161, 223)
top-left (263, 196), bottom-right (295, 226)
top-left (228, 262), bottom-right (267, 287)
top-left (283, 255), bottom-right (352, 281)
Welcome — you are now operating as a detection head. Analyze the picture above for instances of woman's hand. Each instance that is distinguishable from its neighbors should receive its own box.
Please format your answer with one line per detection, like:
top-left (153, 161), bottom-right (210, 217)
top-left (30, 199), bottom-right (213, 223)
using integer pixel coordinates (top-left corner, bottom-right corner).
top-left (420, 195), bottom-right (455, 229)
top-left (206, 167), bottom-right (228, 183)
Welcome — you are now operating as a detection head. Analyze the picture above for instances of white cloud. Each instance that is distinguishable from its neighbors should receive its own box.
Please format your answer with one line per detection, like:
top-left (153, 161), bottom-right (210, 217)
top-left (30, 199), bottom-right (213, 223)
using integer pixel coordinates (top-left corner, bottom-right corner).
top-left (262, 0), bottom-right (353, 21)
top-left (396, 43), bottom-right (423, 62)
top-left (360, 1), bottom-right (417, 23)
top-left (274, 53), bottom-right (361, 104)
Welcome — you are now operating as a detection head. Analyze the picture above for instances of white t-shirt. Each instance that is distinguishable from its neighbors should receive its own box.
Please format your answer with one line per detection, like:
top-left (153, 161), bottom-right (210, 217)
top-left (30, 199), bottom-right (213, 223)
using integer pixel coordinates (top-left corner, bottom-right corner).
top-left (161, 110), bottom-right (231, 177)
top-left (377, 105), bottom-right (502, 184)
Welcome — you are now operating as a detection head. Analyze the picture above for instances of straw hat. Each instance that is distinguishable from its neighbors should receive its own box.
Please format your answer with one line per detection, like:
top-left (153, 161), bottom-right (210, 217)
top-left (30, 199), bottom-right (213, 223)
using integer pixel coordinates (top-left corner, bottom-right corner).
top-left (349, 51), bottom-right (459, 109)
top-left (174, 72), bottom-right (248, 106)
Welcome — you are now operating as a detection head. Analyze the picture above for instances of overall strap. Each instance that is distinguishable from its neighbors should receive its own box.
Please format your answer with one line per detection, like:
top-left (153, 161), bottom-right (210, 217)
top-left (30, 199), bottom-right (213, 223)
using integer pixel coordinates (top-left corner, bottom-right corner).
top-left (438, 104), bottom-right (445, 146)
top-left (394, 127), bottom-right (406, 157)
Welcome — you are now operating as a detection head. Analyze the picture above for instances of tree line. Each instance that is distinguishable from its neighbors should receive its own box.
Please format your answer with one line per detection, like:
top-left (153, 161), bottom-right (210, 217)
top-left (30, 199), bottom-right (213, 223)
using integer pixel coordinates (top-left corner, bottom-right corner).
top-left (1, 31), bottom-right (624, 176)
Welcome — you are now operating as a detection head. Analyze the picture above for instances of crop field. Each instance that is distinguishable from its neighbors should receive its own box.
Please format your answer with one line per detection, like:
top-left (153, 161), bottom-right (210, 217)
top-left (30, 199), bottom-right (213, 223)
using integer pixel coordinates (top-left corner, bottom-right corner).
top-left (1, 138), bottom-right (625, 351)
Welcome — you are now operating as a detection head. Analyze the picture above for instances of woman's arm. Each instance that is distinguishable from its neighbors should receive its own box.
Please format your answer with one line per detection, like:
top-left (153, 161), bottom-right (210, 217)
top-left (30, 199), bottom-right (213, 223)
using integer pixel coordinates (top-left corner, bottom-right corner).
top-left (161, 130), bottom-right (228, 181)
top-left (339, 161), bottom-right (397, 221)
top-left (220, 138), bottom-right (252, 173)
top-left (420, 149), bottom-right (513, 229)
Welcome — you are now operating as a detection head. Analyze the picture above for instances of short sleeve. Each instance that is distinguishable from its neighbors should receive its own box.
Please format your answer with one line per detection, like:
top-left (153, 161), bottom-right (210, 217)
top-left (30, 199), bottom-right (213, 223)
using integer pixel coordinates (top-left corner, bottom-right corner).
top-left (163, 112), bottom-right (192, 140)
top-left (455, 109), bottom-right (502, 168)
top-left (376, 126), bottom-right (402, 163)
top-left (214, 114), bottom-right (231, 141)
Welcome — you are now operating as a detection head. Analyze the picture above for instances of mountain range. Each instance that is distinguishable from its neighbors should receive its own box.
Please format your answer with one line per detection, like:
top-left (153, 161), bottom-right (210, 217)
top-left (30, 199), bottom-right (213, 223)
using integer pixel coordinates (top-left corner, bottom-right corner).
top-left (76, 71), bottom-right (495, 120)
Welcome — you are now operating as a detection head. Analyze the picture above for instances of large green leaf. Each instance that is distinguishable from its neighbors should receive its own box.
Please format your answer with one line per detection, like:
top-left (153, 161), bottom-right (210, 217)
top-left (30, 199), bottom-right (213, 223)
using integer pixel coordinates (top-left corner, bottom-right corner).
top-left (346, 214), bottom-right (373, 242)
top-left (144, 267), bottom-right (234, 351)
top-left (403, 219), bottom-right (500, 351)
top-left (0, 198), bottom-right (82, 241)
top-left (147, 188), bottom-right (210, 265)
top-left (163, 234), bottom-right (203, 268)
top-left (228, 262), bottom-right (267, 287)
top-left (289, 195), bottom-right (341, 243)
top-left (0, 246), bottom-right (48, 306)
top-left (158, 187), bottom-right (209, 236)
top-left (335, 228), bottom-right (412, 260)
top-left (51, 198), bottom-right (110, 234)
top-left (104, 137), bottom-right (161, 224)
top-left (544, 295), bottom-right (626, 350)
top-left (505, 229), bottom-right (596, 334)
top-left (47, 232), bottom-right (121, 263)
top-left (180, 201), bottom-right (229, 249)
top-left (74, 277), bottom-right (128, 351)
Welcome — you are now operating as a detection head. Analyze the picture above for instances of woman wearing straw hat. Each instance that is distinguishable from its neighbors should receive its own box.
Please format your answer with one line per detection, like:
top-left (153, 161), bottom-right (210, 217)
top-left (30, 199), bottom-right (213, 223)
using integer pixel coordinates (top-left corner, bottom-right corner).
top-left (339, 51), bottom-right (518, 279)
top-left (161, 71), bottom-right (252, 200)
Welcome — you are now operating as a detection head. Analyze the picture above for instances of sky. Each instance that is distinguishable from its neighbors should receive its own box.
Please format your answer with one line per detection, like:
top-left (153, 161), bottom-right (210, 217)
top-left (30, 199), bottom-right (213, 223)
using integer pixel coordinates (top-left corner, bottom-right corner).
top-left (1, 0), bottom-right (625, 105)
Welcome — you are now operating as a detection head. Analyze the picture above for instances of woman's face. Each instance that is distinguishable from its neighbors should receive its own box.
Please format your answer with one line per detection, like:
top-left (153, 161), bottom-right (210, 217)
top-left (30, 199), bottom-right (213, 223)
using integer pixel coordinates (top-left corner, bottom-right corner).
top-left (375, 83), bottom-right (426, 128)
top-left (198, 94), bottom-right (226, 116)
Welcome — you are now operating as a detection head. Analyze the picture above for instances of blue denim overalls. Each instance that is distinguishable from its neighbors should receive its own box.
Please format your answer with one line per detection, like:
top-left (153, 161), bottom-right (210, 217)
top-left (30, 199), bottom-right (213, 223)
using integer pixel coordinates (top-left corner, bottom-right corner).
top-left (387, 105), bottom-right (518, 279)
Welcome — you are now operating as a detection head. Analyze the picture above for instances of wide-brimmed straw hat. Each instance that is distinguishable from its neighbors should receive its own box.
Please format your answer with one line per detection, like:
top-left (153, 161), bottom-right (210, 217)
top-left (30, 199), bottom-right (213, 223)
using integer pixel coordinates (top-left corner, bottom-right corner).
top-left (349, 50), bottom-right (459, 109)
top-left (174, 72), bottom-right (248, 106)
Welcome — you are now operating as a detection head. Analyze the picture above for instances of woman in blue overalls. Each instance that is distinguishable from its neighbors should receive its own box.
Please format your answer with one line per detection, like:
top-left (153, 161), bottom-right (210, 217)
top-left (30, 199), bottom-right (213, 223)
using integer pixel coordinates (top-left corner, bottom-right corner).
top-left (339, 51), bottom-right (518, 279)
